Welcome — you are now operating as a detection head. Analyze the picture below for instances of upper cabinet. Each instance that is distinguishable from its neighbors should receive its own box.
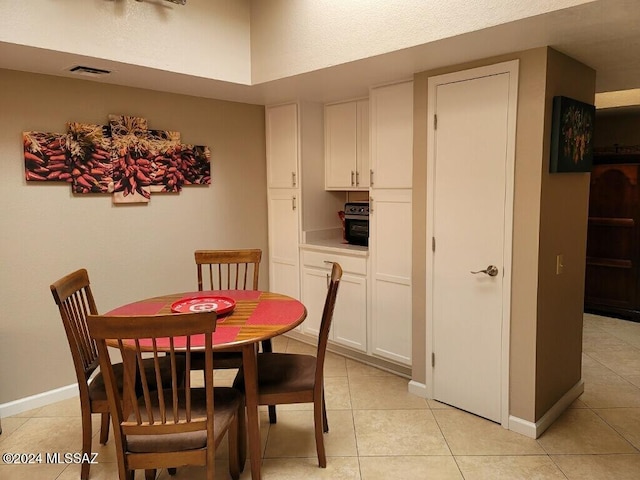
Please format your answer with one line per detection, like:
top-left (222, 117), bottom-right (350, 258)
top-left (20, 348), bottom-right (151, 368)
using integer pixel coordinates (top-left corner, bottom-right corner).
top-left (325, 99), bottom-right (369, 190)
top-left (266, 103), bottom-right (299, 188)
top-left (370, 81), bottom-right (414, 189)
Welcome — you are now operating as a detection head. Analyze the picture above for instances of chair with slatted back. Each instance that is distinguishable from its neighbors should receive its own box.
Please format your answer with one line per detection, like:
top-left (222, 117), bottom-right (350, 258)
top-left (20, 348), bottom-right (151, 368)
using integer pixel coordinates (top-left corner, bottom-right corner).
top-left (194, 249), bottom-right (271, 366)
top-left (87, 311), bottom-right (245, 480)
top-left (195, 249), bottom-right (262, 293)
top-left (233, 262), bottom-right (342, 468)
top-left (194, 248), bottom-right (278, 421)
top-left (50, 269), bottom-right (186, 480)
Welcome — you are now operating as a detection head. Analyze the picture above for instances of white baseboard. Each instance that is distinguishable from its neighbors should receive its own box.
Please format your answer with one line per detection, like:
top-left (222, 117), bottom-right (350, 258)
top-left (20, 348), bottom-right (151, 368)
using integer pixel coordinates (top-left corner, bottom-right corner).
top-left (0, 384), bottom-right (78, 418)
top-left (508, 415), bottom-right (537, 438)
top-left (509, 379), bottom-right (584, 439)
top-left (408, 380), bottom-right (428, 398)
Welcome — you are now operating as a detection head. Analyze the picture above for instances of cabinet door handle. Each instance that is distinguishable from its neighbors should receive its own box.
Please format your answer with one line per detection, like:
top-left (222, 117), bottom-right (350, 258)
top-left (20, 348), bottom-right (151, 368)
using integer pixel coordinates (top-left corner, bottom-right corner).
top-left (369, 196), bottom-right (374, 213)
top-left (370, 169), bottom-right (374, 186)
top-left (351, 171), bottom-right (355, 186)
top-left (355, 170), bottom-right (360, 186)
top-left (292, 171), bottom-right (297, 187)
top-left (292, 195), bottom-right (297, 210)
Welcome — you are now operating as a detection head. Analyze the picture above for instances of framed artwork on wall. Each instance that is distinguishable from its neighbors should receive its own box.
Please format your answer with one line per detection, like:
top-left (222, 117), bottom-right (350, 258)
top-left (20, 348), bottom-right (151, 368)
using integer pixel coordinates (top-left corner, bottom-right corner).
top-left (550, 95), bottom-right (596, 173)
top-left (24, 115), bottom-right (211, 204)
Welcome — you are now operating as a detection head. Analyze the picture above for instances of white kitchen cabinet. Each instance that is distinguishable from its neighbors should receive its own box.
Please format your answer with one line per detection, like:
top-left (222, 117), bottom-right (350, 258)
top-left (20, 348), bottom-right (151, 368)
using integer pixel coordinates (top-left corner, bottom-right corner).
top-left (266, 103), bottom-right (299, 189)
top-left (267, 190), bottom-right (300, 300)
top-left (369, 189), bottom-right (412, 365)
top-left (325, 99), bottom-right (369, 190)
top-left (266, 102), bottom-right (301, 301)
top-left (300, 248), bottom-right (368, 352)
top-left (370, 81), bottom-right (413, 189)
top-left (368, 80), bottom-right (413, 366)
top-left (266, 101), bottom-right (327, 308)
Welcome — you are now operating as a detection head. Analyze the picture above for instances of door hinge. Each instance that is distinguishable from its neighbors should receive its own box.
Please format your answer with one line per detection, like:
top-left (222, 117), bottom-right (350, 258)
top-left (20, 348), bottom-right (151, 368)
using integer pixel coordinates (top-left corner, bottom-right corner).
top-left (431, 352), bottom-right (435, 367)
top-left (432, 237), bottom-right (436, 252)
top-left (434, 114), bottom-right (438, 130)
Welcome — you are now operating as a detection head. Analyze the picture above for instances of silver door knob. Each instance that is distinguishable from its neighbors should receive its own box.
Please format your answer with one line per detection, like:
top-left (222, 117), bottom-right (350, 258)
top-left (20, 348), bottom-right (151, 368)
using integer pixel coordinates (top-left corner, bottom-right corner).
top-left (471, 265), bottom-right (499, 277)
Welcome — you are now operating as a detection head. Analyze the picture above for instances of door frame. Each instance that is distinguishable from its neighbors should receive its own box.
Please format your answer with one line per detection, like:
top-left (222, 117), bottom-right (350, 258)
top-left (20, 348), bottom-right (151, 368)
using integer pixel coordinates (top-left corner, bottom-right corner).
top-left (425, 60), bottom-right (519, 427)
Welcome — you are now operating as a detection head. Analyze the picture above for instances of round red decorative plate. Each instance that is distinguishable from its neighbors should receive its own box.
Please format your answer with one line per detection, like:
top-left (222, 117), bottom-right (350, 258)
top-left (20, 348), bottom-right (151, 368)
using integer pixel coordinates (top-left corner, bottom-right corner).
top-left (170, 296), bottom-right (236, 316)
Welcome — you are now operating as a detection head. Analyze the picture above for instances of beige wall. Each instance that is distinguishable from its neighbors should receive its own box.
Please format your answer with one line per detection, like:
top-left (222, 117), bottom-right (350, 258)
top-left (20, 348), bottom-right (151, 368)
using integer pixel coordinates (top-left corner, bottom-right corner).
top-left (0, 69), bottom-right (267, 405)
top-left (509, 48), bottom-right (549, 421)
top-left (249, 0), bottom-right (594, 84)
top-left (0, 1), bottom-right (251, 84)
top-left (535, 49), bottom-right (594, 418)
top-left (412, 47), bottom-right (594, 423)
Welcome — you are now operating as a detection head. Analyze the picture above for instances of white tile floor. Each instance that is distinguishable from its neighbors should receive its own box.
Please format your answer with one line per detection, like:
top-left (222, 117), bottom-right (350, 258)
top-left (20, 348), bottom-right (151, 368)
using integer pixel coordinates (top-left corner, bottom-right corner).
top-left (1, 313), bottom-right (640, 479)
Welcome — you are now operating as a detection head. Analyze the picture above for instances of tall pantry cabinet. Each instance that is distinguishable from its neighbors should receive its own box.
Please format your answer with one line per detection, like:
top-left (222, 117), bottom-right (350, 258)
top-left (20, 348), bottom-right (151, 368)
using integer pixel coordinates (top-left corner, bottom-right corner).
top-left (266, 104), bottom-right (301, 300)
top-left (265, 102), bottom-right (332, 303)
top-left (369, 80), bottom-right (414, 366)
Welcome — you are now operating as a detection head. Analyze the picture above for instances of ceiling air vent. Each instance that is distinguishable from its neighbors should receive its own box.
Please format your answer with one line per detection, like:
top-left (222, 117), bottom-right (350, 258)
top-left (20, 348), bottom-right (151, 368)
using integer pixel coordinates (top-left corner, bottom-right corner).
top-left (68, 66), bottom-right (111, 77)
top-left (136, 0), bottom-right (186, 3)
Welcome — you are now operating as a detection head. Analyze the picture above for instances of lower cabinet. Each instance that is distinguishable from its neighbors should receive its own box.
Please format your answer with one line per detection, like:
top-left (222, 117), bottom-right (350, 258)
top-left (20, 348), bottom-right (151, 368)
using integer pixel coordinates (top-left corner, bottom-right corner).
top-left (369, 189), bottom-right (412, 365)
top-left (300, 248), bottom-right (367, 352)
top-left (267, 189), bottom-right (301, 300)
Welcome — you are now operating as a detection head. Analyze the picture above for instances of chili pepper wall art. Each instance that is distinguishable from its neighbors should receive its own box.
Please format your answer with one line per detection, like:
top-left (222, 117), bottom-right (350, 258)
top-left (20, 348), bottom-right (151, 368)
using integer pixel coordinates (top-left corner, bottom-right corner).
top-left (23, 115), bottom-right (211, 204)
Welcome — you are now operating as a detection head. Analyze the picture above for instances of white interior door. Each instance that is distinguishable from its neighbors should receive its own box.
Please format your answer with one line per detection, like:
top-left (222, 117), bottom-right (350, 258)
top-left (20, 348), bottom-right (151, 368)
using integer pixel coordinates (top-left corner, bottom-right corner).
top-left (428, 62), bottom-right (518, 424)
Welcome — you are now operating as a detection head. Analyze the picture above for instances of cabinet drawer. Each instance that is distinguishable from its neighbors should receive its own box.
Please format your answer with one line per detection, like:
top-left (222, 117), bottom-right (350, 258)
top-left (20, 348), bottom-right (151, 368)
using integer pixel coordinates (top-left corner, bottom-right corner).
top-left (301, 250), bottom-right (367, 276)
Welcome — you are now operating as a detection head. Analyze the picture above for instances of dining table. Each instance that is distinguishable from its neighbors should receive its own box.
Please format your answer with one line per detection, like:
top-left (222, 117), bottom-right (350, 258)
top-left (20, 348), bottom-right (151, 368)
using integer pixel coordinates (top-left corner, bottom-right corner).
top-left (106, 289), bottom-right (308, 480)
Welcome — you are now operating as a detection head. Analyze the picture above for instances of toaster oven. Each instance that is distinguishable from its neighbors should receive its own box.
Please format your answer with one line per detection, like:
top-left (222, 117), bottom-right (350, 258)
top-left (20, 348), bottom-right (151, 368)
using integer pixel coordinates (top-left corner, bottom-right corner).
top-left (344, 202), bottom-right (369, 246)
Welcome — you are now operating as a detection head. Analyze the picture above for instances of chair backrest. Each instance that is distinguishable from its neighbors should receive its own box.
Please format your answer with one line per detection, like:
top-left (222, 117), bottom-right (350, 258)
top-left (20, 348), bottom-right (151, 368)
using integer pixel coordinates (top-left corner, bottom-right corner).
top-left (195, 249), bottom-right (262, 291)
top-left (315, 262), bottom-right (342, 380)
top-left (50, 269), bottom-right (100, 386)
top-left (87, 311), bottom-right (217, 455)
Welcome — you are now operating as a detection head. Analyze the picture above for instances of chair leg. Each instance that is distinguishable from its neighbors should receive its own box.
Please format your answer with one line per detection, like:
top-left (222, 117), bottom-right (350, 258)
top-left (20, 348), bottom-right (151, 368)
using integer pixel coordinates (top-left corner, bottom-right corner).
top-left (144, 469), bottom-right (157, 480)
top-left (262, 340), bottom-right (278, 424)
top-left (228, 414), bottom-right (240, 480)
top-left (238, 398), bottom-right (247, 472)
top-left (322, 391), bottom-right (329, 433)
top-left (99, 412), bottom-right (110, 444)
top-left (268, 405), bottom-right (277, 424)
top-left (313, 396), bottom-right (327, 468)
top-left (80, 408), bottom-right (93, 480)
top-left (261, 339), bottom-right (273, 353)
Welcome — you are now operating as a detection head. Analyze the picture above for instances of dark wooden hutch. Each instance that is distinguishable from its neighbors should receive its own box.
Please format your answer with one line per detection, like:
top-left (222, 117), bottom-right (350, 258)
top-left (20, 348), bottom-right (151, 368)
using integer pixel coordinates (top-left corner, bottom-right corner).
top-left (585, 151), bottom-right (640, 321)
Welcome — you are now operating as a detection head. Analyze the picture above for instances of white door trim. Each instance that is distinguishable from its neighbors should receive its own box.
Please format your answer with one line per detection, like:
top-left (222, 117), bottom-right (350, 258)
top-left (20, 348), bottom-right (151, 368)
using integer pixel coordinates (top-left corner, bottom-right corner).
top-left (425, 60), bottom-right (519, 428)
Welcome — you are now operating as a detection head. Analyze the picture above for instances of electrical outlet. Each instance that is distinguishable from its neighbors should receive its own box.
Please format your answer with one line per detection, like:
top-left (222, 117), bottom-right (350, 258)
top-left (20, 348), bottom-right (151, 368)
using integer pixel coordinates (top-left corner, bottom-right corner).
top-left (556, 254), bottom-right (564, 275)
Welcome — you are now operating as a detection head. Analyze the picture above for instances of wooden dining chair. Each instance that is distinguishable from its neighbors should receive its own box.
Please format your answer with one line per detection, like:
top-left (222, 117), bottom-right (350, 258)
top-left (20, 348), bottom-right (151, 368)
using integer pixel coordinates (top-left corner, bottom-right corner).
top-left (194, 248), bottom-right (279, 420)
top-left (194, 248), bottom-right (272, 363)
top-left (87, 311), bottom-right (245, 480)
top-left (233, 262), bottom-right (342, 468)
top-left (50, 269), bottom-right (185, 480)
top-left (195, 249), bottom-right (262, 292)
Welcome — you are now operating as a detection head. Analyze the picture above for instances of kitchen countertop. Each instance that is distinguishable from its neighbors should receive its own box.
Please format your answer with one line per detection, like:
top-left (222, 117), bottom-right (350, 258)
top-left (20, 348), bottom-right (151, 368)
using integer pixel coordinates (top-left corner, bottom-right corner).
top-left (301, 228), bottom-right (368, 256)
top-left (302, 228), bottom-right (368, 256)
top-left (302, 239), bottom-right (368, 255)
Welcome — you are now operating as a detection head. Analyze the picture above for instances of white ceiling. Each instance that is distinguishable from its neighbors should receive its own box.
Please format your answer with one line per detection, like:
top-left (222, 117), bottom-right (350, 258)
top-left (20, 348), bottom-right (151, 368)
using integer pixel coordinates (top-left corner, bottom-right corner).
top-left (1, 0), bottom-right (640, 106)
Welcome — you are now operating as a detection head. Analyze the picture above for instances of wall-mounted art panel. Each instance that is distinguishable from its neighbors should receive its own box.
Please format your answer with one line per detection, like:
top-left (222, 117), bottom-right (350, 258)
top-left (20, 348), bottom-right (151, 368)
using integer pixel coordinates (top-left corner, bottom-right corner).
top-left (550, 96), bottom-right (595, 173)
top-left (66, 122), bottom-right (113, 194)
top-left (23, 132), bottom-right (69, 182)
top-left (24, 115), bottom-right (211, 204)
